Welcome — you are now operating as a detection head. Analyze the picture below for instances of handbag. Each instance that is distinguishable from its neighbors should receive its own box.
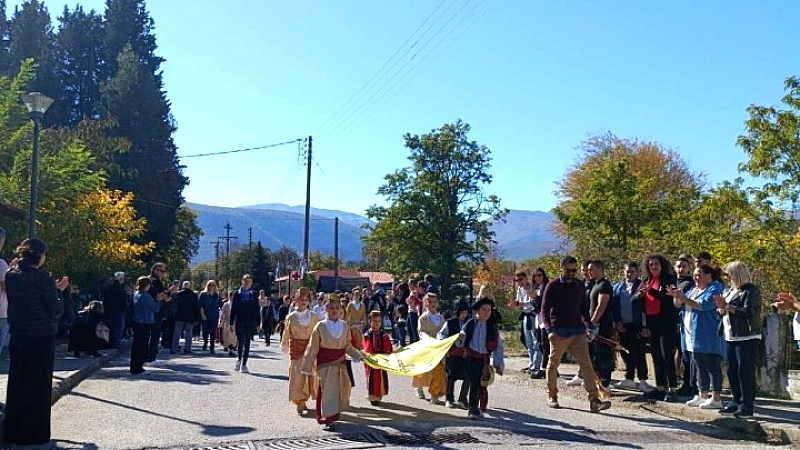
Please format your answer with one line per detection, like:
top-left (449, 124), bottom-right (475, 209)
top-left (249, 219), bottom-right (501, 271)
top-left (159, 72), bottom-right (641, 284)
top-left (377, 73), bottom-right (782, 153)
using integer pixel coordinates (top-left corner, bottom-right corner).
top-left (95, 322), bottom-right (110, 342)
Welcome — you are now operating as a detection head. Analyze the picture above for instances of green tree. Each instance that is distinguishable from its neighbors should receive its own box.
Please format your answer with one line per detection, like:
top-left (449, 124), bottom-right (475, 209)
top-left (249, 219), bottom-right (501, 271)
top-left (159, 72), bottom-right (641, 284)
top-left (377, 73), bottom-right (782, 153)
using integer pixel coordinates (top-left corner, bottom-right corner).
top-left (101, 43), bottom-right (187, 260)
top-left (554, 133), bottom-right (703, 265)
top-left (54, 4), bottom-right (106, 126)
top-left (364, 120), bottom-right (507, 302)
top-left (153, 206), bottom-right (203, 279)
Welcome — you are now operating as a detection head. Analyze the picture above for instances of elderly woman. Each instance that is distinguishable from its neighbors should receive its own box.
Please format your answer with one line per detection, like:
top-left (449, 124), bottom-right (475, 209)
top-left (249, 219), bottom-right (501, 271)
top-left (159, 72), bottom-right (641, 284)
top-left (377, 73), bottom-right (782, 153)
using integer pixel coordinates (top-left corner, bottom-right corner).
top-left (716, 261), bottom-right (762, 418)
top-left (69, 300), bottom-right (110, 357)
top-left (668, 265), bottom-right (724, 409)
top-left (4, 239), bottom-right (66, 447)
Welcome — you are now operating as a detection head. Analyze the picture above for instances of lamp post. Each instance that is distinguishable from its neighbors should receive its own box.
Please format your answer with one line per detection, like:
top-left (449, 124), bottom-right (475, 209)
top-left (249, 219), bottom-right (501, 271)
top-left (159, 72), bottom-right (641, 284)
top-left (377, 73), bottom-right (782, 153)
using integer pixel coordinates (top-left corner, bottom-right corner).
top-left (20, 92), bottom-right (54, 239)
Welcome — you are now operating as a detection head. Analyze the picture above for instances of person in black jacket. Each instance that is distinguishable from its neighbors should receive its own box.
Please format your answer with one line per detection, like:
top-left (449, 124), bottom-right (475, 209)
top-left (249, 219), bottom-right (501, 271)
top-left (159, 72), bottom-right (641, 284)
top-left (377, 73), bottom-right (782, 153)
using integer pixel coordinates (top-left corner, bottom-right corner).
top-left (229, 274), bottom-right (260, 373)
top-left (438, 302), bottom-right (470, 408)
top-left (103, 271), bottom-right (129, 349)
top-left (69, 300), bottom-right (109, 357)
top-left (172, 281), bottom-right (200, 354)
top-left (4, 238), bottom-right (66, 447)
top-left (640, 254), bottom-right (680, 402)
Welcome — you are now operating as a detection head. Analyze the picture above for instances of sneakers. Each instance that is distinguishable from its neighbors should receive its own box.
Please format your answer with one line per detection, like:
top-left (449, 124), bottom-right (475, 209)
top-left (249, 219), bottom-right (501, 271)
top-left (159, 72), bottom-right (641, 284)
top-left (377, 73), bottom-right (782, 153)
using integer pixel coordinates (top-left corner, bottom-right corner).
top-left (457, 401), bottom-right (469, 410)
top-left (612, 379), bottom-right (638, 390)
top-left (663, 391), bottom-right (677, 403)
top-left (699, 398), bottom-right (723, 409)
top-left (720, 401), bottom-right (739, 414)
top-left (234, 360), bottom-right (242, 371)
top-left (430, 396), bottom-right (443, 405)
top-left (445, 401), bottom-right (458, 409)
top-left (296, 403), bottom-right (308, 414)
top-left (416, 388), bottom-right (426, 400)
top-left (638, 380), bottom-right (655, 393)
top-left (468, 410), bottom-right (482, 420)
top-left (686, 395), bottom-right (706, 407)
top-left (530, 370), bottom-right (545, 379)
top-left (590, 398), bottom-right (611, 413)
top-left (734, 407), bottom-right (754, 419)
top-left (548, 397), bottom-right (560, 409)
top-left (566, 375), bottom-right (584, 387)
top-left (240, 364), bottom-right (249, 374)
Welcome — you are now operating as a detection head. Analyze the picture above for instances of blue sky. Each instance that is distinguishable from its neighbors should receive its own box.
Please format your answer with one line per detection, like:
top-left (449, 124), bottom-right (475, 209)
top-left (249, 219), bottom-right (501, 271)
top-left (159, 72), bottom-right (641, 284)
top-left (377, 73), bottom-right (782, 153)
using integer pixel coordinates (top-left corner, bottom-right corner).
top-left (18, 0), bottom-right (800, 216)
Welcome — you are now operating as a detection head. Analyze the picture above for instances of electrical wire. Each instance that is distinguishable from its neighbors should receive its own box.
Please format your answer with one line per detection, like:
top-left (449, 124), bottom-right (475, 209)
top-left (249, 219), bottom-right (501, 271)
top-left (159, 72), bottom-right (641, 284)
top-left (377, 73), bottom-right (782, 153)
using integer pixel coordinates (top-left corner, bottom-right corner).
top-left (315, 0), bottom-right (456, 139)
top-left (312, 156), bottom-right (348, 208)
top-left (319, 0), bottom-right (480, 146)
top-left (180, 138), bottom-right (305, 159)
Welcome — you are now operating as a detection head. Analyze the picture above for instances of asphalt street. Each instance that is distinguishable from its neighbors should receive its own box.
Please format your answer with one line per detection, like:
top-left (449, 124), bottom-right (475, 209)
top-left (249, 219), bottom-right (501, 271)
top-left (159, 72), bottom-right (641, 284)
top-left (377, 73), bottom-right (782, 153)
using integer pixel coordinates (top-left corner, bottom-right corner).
top-left (50, 338), bottom-right (780, 450)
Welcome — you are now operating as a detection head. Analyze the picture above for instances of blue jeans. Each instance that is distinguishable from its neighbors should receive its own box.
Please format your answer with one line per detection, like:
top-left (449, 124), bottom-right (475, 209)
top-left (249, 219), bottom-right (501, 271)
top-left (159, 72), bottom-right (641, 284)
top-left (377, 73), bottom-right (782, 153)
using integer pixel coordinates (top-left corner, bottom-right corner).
top-left (693, 352), bottom-right (722, 392)
top-left (493, 337), bottom-right (505, 373)
top-left (171, 321), bottom-right (194, 353)
top-left (108, 314), bottom-right (125, 348)
top-left (0, 318), bottom-right (9, 356)
top-left (522, 315), bottom-right (542, 370)
top-left (727, 340), bottom-right (757, 410)
top-left (395, 320), bottom-right (407, 346)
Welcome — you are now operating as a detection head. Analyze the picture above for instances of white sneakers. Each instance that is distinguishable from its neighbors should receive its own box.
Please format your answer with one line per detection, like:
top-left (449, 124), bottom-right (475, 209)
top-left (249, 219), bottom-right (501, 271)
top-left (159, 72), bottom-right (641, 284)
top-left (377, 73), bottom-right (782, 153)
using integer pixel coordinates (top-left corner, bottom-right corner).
top-left (566, 375), bottom-right (584, 386)
top-left (234, 360), bottom-right (242, 372)
top-left (240, 364), bottom-right (249, 374)
top-left (686, 395), bottom-right (722, 409)
top-left (612, 379), bottom-right (638, 390)
top-left (686, 395), bottom-right (706, 407)
top-left (699, 398), bottom-right (722, 409)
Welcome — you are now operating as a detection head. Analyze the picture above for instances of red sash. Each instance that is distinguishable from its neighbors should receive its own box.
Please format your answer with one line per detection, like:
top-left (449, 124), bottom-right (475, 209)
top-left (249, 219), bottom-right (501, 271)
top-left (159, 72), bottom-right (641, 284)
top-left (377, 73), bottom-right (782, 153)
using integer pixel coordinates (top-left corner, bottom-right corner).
top-left (317, 347), bottom-right (346, 367)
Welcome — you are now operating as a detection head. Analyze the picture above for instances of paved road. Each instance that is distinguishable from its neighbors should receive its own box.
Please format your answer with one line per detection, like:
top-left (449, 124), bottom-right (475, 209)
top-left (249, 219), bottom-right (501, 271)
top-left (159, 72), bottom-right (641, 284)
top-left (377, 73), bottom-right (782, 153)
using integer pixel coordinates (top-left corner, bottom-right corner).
top-left (50, 340), bottom-right (778, 450)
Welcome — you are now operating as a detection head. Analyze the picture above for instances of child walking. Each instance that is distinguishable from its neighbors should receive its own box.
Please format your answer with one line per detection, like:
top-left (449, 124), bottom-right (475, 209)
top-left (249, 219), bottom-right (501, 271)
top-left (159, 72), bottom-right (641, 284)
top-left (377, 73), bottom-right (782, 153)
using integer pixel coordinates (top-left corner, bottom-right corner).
top-left (363, 310), bottom-right (392, 405)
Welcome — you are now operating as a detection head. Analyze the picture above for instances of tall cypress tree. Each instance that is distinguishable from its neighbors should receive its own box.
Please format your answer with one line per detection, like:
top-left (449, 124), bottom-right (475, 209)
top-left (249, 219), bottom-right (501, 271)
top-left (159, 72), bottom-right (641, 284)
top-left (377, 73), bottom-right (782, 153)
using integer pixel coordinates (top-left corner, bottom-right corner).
top-left (7, 0), bottom-right (60, 126)
top-left (54, 5), bottom-right (106, 126)
top-left (101, 43), bottom-right (186, 262)
top-left (0, 1), bottom-right (11, 75)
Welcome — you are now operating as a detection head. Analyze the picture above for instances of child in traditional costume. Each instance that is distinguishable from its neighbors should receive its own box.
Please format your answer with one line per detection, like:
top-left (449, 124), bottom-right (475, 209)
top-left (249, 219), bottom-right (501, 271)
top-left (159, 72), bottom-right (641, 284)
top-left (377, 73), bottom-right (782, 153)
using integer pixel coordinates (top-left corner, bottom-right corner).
top-left (438, 302), bottom-right (470, 409)
top-left (412, 293), bottom-right (447, 404)
top-left (363, 310), bottom-right (392, 405)
top-left (301, 299), bottom-right (363, 431)
top-left (280, 287), bottom-right (319, 414)
top-left (456, 297), bottom-right (499, 419)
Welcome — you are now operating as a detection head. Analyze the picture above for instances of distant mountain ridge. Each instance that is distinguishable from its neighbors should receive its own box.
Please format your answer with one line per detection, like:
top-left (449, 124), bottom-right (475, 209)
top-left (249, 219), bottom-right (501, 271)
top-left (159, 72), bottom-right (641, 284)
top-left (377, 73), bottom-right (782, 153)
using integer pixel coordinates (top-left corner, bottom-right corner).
top-left (187, 203), bottom-right (561, 265)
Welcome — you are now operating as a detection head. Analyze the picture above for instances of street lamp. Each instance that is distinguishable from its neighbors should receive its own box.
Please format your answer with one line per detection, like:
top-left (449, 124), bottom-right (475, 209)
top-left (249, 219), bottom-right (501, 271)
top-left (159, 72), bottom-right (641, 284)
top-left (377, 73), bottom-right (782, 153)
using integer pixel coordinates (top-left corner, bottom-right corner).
top-left (20, 92), bottom-right (54, 239)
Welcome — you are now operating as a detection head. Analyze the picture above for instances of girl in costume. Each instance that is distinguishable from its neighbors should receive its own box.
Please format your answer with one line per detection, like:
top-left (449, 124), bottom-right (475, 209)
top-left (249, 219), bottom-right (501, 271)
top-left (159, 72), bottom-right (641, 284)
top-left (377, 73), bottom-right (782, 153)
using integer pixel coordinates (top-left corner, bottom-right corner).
top-left (301, 299), bottom-right (363, 430)
top-left (412, 293), bottom-right (446, 404)
top-left (363, 310), bottom-right (392, 405)
top-left (280, 287), bottom-right (319, 414)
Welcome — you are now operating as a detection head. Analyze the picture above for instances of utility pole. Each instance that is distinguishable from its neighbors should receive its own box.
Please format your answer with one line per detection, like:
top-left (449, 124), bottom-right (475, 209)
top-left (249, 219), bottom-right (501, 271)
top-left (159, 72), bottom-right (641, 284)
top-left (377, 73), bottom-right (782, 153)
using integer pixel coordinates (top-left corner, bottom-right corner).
top-left (303, 135), bottom-right (312, 264)
top-left (219, 221), bottom-right (238, 292)
top-left (210, 238), bottom-right (221, 281)
top-left (248, 227), bottom-right (253, 250)
top-left (334, 217), bottom-right (339, 292)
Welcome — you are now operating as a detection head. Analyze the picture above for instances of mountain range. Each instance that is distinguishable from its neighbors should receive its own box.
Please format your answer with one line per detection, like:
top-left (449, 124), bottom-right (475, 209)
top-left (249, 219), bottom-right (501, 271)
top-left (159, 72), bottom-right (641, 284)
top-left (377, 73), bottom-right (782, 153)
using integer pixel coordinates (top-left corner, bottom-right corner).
top-left (186, 203), bottom-right (562, 265)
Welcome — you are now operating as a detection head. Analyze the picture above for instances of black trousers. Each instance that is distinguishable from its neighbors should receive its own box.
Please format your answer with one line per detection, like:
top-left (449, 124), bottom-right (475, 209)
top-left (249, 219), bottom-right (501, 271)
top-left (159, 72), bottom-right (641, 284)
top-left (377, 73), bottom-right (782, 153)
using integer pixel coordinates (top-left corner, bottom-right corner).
top-left (591, 340), bottom-right (615, 387)
top-left (236, 328), bottom-right (253, 364)
top-left (619, 325), bottom-right (648, 381)
top-left (202, 319), bottom-right (217, 351)
top-left (4, 335), bottom-right (56, 445)
top-left (463, 357), bottom-right (485, 414)
top-left (147, 320), bottom-right (162, 361)
top-left (130, 323), bottom-right (150, 373)
top-left (727, 339), bottom-right (758, 410)
top-left (646, 314), bottom-right (678, 388)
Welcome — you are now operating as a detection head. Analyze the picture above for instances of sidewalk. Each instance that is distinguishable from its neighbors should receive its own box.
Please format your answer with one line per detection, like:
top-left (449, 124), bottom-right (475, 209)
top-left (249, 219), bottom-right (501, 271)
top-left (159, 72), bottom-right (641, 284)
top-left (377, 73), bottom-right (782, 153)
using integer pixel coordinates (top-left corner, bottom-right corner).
top-left (0, 339), bottom-right (122, 408)
top-left (504, 356), bottom-right (800, 446)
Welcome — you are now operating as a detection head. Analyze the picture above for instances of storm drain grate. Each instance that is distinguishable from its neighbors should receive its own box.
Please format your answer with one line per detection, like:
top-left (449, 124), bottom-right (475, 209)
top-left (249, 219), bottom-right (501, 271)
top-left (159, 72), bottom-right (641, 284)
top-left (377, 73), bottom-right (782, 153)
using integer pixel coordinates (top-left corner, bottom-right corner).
top-left (253, 431), bottom-right (485, 449)
top-left (182, 444), bottom-right (251, 450)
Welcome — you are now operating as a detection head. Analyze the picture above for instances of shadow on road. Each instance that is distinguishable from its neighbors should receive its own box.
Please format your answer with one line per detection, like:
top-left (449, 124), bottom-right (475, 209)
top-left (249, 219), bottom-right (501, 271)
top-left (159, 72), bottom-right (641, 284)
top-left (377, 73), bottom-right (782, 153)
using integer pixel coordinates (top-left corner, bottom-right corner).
top-left (89, 359), bottom-right (234, 386)
top-left (68, 391), bottom-right (255, 437)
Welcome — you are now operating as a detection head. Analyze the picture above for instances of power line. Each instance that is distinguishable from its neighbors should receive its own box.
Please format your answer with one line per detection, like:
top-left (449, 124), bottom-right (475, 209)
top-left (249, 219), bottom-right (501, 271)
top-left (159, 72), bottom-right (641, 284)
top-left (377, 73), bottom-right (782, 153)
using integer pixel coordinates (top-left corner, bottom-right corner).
top-left (314, 0), bottom-right (454, 139)
top-left (180, 138), bottom-right (305, 159)
top-left (321, 0), bottom-right (487, 147)
top-left (319, 0), bottom-right (477, 145)
top-left (312, 156), bottom-right (348, 207)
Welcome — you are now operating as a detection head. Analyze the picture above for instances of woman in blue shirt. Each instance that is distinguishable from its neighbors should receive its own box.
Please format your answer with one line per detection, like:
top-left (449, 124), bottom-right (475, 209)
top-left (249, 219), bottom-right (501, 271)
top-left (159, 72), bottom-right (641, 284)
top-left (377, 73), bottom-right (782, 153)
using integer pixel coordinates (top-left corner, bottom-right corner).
top-left (131, 276), bottom-right (162, 374)
top-left (668, 265), bottom-right (724, 409)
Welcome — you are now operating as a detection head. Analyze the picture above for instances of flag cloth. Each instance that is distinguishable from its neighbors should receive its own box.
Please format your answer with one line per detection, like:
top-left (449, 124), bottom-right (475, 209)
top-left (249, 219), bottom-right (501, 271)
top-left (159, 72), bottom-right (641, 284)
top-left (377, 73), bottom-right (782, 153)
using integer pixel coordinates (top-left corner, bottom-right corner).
top-left (362, 334), bottom-right (460, 376)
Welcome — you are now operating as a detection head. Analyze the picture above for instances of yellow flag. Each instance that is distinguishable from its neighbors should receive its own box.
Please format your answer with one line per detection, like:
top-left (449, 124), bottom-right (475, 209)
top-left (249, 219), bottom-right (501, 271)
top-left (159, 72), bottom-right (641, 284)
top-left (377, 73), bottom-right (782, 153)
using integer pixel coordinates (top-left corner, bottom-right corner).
top-left (362, 334), bottom-right (460, 376)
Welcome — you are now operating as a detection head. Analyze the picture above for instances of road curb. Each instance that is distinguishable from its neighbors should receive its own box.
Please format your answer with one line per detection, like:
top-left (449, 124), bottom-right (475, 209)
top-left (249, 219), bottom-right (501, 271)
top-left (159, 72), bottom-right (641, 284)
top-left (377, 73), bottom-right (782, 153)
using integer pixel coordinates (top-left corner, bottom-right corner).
top-left (640, 399), bottom-right (799, 446)
top-left (50, 348), bottom-right (120, 405)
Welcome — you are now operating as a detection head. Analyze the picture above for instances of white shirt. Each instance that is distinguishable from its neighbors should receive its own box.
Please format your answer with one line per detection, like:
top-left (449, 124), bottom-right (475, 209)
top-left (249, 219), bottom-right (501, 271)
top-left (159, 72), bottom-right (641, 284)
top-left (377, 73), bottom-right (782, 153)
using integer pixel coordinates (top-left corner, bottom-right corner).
top-left (516, 286), bottom-right (533, 313)
top-left (722, 288), bottom-right (761, 342)
top-left (295, 309), bottom-right (312, 327)
top-left (323, 319), bottom-right (345, 340)
top-left (428, 311), bottom-right (443, 328)
top-left (793, 312), bottom-right (800, 343)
